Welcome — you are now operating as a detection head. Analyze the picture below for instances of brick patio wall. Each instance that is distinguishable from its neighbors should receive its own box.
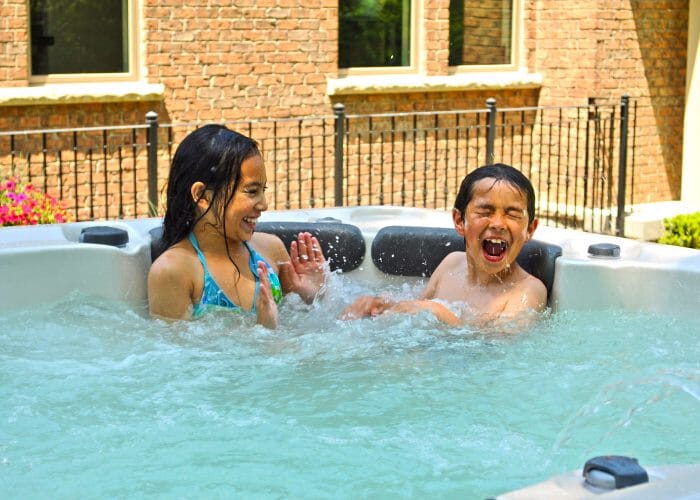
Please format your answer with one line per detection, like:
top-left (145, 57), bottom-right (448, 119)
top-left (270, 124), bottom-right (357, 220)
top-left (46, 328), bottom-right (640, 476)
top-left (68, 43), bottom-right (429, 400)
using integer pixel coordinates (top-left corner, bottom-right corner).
top-left (0, 0), bottom-right (689, 215)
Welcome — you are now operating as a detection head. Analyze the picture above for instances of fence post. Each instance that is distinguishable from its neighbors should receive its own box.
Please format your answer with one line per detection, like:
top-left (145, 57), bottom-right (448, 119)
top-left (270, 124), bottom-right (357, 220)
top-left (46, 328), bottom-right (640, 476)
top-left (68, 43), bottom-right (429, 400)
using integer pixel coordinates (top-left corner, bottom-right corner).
top-left (616, 94), bottom-right (629, 237)
top-left (333, 103), bottom-right (345, 207)
top-left (146, 111), bottom-right (159, 217)
top-left (486, 97), bottom-right (496, 164)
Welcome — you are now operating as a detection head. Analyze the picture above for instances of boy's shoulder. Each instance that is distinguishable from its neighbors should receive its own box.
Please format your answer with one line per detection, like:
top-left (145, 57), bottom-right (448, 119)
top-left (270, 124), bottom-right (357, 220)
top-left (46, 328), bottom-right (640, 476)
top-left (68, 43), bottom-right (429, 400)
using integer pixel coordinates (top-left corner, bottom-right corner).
top-left (517, 269), bottom-right (548, 311)
top-left (438, 250), bottom-right (466, 269)
top-left (432, 251), bottom-right (466, 279)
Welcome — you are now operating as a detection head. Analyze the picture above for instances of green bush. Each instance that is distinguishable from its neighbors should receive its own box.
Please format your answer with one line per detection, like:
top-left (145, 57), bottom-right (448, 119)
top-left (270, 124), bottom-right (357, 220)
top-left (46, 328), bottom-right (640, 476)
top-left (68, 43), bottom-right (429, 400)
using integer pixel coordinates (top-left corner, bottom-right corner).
top-left (658, 212), bottom-right (700, 249)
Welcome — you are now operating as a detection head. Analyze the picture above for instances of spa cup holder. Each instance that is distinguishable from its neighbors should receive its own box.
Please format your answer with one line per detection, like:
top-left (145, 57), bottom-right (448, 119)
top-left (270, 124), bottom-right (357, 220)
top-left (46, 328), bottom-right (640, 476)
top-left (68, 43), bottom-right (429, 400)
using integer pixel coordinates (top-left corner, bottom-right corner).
top-left (583, 455), bottom-right (649, 490)
top-left (79, 226), bottom-right (129, 248)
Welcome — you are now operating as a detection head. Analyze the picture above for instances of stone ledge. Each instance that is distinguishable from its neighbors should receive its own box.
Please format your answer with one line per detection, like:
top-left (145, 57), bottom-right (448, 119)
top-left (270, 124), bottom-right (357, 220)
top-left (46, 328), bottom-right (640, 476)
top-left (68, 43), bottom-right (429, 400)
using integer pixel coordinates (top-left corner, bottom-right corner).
top-left (0, 82), bottom-right (165, 106)
top-left (625, 201), bottom-right (700, 241)
top-left (327, 71), bottom-right (543, 96)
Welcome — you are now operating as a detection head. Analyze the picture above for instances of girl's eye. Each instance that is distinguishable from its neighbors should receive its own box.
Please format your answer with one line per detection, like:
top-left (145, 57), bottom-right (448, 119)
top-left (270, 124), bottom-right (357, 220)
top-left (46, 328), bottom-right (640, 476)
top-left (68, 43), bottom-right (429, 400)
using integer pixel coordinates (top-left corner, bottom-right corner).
top-left (241, 186), bottom-right (267, 196)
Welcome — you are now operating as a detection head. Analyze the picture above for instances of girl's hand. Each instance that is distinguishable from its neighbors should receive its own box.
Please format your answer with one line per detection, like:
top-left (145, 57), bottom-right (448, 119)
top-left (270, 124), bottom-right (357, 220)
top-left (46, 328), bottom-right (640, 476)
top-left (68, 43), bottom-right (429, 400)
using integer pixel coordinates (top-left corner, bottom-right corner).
top-left (256, 262), bottom-right (279, 329)
top-left (278, 232), bottom-right (327, 303)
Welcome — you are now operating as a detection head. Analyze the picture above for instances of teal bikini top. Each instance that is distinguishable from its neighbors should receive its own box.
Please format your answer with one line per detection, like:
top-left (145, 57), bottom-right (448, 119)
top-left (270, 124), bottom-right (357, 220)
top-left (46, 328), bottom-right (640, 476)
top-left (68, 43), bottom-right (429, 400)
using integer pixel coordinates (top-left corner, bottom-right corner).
top-left (189, 233), bottom-right (282, 317)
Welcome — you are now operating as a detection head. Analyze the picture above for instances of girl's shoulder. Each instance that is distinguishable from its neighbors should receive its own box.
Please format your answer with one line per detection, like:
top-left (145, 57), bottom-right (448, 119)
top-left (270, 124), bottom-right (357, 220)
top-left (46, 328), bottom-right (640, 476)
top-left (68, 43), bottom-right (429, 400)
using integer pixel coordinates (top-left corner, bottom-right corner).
top-left (147, 240), bottom-right (202, 319)
top-left (250, 231), bottom-right (289, 264)
top-left (251, 230), bottom-right (285, 247)
top-left (149, 241), bottom-right (199, 281)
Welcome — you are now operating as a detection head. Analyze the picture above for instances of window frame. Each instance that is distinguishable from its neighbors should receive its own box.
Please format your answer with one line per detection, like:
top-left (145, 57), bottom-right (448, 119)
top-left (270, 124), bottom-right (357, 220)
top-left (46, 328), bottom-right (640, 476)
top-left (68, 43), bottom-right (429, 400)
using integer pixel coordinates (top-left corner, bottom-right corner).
top-left (338, 0), bottom-right (422, 77)
top-left (28, 0), bottom-right (141, 85)
top-left (448, 0), bottom-right (521, 74)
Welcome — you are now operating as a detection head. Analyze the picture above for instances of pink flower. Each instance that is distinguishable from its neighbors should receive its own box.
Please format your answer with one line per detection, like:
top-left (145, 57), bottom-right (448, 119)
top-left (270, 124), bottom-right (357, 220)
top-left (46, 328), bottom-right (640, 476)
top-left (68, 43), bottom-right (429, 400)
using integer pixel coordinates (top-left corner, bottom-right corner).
top-left (0, 177), bottom-right (70, 227)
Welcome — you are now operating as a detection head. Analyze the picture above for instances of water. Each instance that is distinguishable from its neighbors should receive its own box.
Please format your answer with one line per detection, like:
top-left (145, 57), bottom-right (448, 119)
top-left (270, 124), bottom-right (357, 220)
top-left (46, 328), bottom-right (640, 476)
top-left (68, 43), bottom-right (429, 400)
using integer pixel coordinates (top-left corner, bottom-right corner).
top-left (2, 276), bottom-right (700, 498)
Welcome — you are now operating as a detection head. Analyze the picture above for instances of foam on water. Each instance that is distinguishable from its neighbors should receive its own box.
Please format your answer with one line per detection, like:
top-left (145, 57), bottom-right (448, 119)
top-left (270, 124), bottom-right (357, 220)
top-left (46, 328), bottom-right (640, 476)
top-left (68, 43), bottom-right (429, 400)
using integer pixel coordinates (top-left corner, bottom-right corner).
top-left (1, 276), bottom-right (699, 497)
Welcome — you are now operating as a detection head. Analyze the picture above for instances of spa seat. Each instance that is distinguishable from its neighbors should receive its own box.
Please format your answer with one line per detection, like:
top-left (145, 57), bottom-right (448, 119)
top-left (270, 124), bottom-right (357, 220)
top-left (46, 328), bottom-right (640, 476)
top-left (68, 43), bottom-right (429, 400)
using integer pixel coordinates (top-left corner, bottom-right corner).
top-left (370, 226), bottom-right (562, 303)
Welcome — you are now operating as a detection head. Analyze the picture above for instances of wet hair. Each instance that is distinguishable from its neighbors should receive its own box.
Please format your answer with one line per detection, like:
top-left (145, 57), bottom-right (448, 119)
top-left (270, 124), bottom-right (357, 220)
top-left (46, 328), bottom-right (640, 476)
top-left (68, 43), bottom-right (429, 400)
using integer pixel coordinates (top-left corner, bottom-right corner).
top-left (161, 124), bottom-right (261, 249)
top-left (453, 163), bottom-right (536, 223)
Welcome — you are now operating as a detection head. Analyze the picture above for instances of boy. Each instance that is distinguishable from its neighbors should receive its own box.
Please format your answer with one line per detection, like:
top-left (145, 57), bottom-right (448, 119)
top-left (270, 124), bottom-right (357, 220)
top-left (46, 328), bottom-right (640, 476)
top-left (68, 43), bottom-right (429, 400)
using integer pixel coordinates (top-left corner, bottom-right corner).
top-left (340, 163), bottom-right (547, 328)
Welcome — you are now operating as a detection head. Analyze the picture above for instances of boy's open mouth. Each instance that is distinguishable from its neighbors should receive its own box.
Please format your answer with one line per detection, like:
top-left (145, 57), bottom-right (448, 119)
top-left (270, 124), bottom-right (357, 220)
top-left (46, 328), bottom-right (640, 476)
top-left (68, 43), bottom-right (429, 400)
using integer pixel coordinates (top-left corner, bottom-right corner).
top-left (483, 238), bottom-right (508, 257)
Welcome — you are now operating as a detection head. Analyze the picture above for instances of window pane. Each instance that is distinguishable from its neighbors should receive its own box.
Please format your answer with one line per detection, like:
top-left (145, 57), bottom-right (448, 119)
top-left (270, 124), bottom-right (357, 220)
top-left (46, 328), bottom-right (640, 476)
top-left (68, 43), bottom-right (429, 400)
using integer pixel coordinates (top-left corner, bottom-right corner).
top-left (339, 0), bottom-right (411, 69)
top-left (30, 0), bottom-right (128, 75)
top-left (449, 0), bottom-right (513, 66)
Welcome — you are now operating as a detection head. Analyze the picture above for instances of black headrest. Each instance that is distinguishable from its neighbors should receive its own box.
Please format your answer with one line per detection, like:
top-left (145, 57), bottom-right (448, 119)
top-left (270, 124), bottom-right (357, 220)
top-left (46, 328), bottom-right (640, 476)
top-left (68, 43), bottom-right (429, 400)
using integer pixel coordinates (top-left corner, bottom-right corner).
top-left (255, 221), bottom-right (365, 273)
top-left (371, 225), bottom-right (562, 300)
top-left (149, 226), bottom-right (167, 262)
top-left (149, 221), bottom-right (366, 273)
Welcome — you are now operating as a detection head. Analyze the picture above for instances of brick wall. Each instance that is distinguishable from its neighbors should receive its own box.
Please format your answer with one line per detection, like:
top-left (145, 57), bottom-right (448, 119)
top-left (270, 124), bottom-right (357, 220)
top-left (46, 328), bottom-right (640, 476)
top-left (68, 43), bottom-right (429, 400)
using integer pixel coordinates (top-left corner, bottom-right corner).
top-left (460, 0), bottom-right (512, 65)
top-left (423, 0), bottom-right (451, 75)
top-left (531, 0), bottom-right (687, 202)
top-left (0, 0), bottom-right (690, 215)
top-left (144, 0), bottom-right (337, 122)
top-left (0, 0), bottom-right (28, 85)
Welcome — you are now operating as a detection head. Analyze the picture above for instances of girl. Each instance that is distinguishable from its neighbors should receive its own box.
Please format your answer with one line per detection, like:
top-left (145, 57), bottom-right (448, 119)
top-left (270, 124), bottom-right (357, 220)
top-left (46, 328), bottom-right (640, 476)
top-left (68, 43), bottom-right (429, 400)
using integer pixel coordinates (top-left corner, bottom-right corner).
top-left (148, 125), bottom-right (326, 328)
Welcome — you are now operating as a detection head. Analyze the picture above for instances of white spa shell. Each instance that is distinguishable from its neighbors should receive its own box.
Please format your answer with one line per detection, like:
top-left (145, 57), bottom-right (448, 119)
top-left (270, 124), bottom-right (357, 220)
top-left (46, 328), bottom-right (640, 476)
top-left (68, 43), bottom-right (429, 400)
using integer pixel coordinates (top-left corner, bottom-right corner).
top-left (1, 206), bottom-right (699, 315)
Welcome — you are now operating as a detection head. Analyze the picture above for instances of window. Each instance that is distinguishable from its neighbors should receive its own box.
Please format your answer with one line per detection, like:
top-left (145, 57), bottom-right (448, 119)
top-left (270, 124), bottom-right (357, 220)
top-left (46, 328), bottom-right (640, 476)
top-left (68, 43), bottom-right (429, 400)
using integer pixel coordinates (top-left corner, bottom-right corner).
top-left (449, 0), bottom-right (515, 67)
top-left (29, 0), bottom-right (138, 82)
top-left (338, 0), bottom-right (413, 70)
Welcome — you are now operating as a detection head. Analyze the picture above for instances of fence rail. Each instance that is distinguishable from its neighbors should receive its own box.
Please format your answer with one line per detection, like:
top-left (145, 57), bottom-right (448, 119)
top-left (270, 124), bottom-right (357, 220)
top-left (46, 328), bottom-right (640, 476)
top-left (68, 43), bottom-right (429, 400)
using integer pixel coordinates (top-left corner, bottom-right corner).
top-left (0, 96), bottom-right (633, 235)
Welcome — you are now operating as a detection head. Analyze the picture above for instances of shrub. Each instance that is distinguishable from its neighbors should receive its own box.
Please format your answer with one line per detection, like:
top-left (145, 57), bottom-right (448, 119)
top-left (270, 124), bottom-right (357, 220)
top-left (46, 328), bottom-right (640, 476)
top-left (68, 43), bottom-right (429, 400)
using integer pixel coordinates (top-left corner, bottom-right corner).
top-left (0, 177), bottom-right (70, 227)
top-left (658, 212), bottom-right (700, 249)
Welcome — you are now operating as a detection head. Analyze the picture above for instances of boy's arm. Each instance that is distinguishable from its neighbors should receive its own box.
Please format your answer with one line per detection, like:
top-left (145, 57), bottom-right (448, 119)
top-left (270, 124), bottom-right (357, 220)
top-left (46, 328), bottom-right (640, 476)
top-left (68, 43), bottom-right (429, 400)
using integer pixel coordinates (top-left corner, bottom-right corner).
top-left (340, 252), bottom-right (465, 325)
top-left (340, 296), bottom-right (462, 326)
top-left (386, 300), bottom-right (462, 326)
top-left (339, 295), bottom-right (395, 319)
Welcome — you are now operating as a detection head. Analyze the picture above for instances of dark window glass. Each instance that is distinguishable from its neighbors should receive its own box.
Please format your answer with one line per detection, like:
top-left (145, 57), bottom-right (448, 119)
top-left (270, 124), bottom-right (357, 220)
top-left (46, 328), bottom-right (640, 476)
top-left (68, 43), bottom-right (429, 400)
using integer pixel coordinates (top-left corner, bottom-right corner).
top-left (338, 0), bottom-right (411, 69)
top-left (449, 0), bottom-right (513, 66)
top-left (30, 0), bottom-right (128, 75)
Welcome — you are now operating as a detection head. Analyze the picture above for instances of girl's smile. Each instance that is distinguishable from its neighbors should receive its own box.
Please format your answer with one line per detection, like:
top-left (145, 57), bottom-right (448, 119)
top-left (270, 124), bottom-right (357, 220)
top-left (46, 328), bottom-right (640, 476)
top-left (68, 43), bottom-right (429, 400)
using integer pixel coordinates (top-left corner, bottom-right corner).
top-left (222, 153), bottom-right (268, 242)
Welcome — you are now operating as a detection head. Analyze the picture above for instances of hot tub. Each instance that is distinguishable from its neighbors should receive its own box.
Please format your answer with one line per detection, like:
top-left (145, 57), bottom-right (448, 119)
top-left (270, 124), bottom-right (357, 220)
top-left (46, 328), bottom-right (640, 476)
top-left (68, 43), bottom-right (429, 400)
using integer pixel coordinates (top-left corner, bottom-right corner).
top-left (1, 206), bottom-right (699, 498)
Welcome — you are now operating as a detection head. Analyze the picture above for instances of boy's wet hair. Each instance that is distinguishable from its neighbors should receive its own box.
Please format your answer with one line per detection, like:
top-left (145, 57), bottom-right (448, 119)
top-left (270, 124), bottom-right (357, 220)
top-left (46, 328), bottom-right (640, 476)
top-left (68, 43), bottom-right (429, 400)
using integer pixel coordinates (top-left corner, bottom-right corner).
top-left (161, 124), bottom-right (261, 249)
top-left (453, 163), bottom-right (536, 224)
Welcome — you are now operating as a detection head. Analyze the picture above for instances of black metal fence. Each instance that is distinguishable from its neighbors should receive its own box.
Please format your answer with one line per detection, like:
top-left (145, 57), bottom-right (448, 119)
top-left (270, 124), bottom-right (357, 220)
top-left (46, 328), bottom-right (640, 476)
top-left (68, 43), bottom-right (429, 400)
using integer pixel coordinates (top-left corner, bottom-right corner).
top-left (0, 96), bottom-right (634, 235)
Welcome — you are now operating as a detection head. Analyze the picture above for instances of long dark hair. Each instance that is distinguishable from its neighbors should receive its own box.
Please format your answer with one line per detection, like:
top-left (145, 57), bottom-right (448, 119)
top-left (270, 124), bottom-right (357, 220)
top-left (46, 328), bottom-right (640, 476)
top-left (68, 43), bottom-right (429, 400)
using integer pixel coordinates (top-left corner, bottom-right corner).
top-left (161, 124), bottom-right (261, 249)
top-left (453, 163), bottom-right (536, 223)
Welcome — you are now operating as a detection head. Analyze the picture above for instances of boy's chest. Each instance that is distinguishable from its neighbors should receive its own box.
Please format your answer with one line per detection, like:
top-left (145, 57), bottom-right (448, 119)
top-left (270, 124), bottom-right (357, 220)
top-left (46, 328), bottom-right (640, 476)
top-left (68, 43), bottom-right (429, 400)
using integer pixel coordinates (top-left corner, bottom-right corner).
top-left (432, 278), bottom-right (512, 312)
